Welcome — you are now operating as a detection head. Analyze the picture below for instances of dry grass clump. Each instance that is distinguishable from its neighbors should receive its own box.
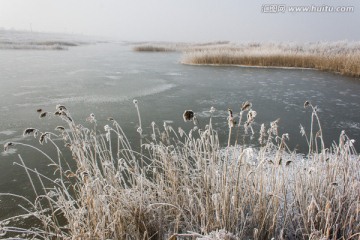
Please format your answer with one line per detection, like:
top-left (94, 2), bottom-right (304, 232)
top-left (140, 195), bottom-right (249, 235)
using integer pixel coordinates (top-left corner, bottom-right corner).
top-left (0, 101), bottom-right (359, 239)
top-left (181, 42), bottom-right (360, 78)
top-left (0, 30), bottom-right (87, 50)
top-left (0, 40), bottom-right (81, 50)
top-left (132, 41), bottom-right (232, 53)
top-left (133, 45), bottom-right (176, 52)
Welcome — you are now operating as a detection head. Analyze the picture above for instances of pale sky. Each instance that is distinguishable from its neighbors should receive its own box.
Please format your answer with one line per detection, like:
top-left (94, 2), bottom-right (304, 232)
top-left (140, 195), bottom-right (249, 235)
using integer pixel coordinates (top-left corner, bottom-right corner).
top-left (0, 0), bottom-right (359, 42)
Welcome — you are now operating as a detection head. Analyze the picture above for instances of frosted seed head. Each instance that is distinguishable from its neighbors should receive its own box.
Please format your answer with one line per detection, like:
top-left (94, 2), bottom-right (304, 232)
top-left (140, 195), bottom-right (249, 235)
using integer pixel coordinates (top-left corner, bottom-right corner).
top-left (299, 124), bottom-right (306, 136)
top-left (241, 101), bottom-right (252, 111)
top-left (23, 128), bottom-right (37, 137)
top-left (133, 99), bottom-right (138, 105)
top-left (137, 127), bottom-right (143, 134)
top-left (86, 113), bottom-right (96, 123)
top-left (210, 106), bottom-right (215, 113)
top-left (183, 110), bottom-right (194, 122)
top-left (228, 116), bottom-right (236, 128)
top-left (39, 112), bottom-right (48, 119)
top-left (282, 133), bottom-right (289, 140)
top-left (304, 101), bottom-right (310, 108)
top-left (4, 142), bottom-right (14, 152)
top-left (56, 104), bottom-right (67, 111)
top-left (39, 132), bottom-right (50, 145)
top-left (247, 110), bottom-right (257, 122)
top-left (55, 126), bottom-right (65, 131)
top-left (104, 125), bottom-right (110, 132)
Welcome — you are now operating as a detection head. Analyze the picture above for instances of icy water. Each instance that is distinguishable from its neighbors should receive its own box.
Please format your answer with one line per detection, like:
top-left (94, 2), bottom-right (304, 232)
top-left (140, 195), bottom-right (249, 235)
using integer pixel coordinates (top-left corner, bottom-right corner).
top-left (0, 43), bottom-right (359, 222)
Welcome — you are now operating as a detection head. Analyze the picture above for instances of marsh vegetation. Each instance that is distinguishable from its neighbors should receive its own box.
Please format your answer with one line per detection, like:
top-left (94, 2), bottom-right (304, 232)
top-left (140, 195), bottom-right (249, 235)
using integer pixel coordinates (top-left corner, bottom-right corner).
top-left (1, 102), bottom-right (359, 239)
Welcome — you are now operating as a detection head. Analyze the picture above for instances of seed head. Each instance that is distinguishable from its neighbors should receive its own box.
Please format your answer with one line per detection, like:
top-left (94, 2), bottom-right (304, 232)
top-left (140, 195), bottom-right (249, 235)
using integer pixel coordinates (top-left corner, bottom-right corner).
top-left (258, 123), bottom-right (267, 145)
top-left (304, 101), bottom-right (310, 108)
top-left (183, 110), bottom-right (194, 122)
top-left (56, 104), bottom-right (67, 111)
top-left (247, 110), bottom-right (257, 123)
top-left (241, 101), bottom-right (252, 111)
top-left (299, 124), bottom-right (306, 136)
top-left (137, 127), bottom-right (143, 134)
top-left (269, 118), bottom-right (280, 136)
top-left (228, 108), bottom-right (233, 117)
top-left (39, 112), bottom-right (48, 119)
top-left (55, 126), bottom-right (65, 131)
top-left (210, 106), bottom-right (215, 113)
top-left (23, 128), bottom-right (38, 137)
top-left (4, 142), bottom-right (14, 152)
top-left (133, 99), bottom-right (138, 105)
top-left (36, 109), bottom-right (43, 113)
top-left (39, 132), bottom-right (50, 145)
top-left (227, 109), bottom-right (236, 128)
top-left (282, 133), bottom-right (289, 140)
top-left (86, 113), bottom-right (96, 123)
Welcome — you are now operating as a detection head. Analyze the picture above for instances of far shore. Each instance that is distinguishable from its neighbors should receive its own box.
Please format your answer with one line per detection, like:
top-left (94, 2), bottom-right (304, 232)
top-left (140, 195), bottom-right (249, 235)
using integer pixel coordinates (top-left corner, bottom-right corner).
top-left (133, 41), bottom-right (360, 78)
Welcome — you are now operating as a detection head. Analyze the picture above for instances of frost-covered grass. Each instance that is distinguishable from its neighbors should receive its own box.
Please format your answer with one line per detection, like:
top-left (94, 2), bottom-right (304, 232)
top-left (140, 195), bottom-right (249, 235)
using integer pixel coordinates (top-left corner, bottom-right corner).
top-left (0, 101), bottom-right (359, 239)
top-left (181, 42), bottom-right (360, 78)
top-left (133, 41), bottom-right (360, 77)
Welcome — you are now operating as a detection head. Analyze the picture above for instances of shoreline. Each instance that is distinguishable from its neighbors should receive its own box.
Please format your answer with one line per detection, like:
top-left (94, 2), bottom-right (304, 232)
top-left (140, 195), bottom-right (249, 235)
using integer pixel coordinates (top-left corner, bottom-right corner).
top-left (180, 62), bottom-right (360, 79)
top-left (181, 62), bottom-right (317, 71)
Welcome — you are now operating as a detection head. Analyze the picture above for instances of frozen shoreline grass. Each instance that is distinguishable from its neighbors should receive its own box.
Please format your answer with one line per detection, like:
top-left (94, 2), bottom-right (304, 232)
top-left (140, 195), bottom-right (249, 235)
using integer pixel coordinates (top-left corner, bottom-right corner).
top-left (181, 42), bottom-right (360, 78)
top-left (1, 102), bottom-right (359, 239)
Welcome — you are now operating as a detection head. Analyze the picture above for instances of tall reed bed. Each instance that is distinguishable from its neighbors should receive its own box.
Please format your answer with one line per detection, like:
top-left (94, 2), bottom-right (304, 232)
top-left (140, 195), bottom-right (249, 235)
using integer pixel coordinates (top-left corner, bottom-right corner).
top-left (181, 42), bottom-right (360, 78)
top-left (1, 101), bottom-right (359, 239)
